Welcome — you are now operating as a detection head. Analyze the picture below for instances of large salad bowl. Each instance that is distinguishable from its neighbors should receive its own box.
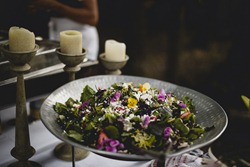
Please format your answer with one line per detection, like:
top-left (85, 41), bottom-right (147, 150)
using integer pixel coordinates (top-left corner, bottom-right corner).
top-left (40, 75), bottom-right (228, 160)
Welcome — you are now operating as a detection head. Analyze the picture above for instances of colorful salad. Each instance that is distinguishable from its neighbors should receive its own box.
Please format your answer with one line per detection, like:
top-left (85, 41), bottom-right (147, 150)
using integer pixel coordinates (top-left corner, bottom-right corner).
top-left (53, 82), bottom-right (213, 154)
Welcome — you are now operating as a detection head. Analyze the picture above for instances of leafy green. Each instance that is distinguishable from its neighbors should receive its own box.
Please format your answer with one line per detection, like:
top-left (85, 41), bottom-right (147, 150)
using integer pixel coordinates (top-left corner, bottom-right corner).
top-left (65, 97), bottom-right (76, 107)
top-left (53, 102), bottom-right (68, 114)
top-left (188, 127), bottom-right (205, 140)
top-left (81, 85), bottom-right (96, 103)
top-left (173, 118), bottom-right (190, 136)
top-left (104, 125), bottom-right (120, 139)
top-left (147, 122), bottom-right (165, 136)
top-left (67, 130), bottom-right (83, 142)
top-left (182, 96), bottom-right (195, 112)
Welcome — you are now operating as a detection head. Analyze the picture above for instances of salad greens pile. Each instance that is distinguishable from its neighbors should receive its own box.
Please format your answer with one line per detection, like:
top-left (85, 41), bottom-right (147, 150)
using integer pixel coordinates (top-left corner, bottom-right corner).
top-left (53, 82), bottom-right (212, 154)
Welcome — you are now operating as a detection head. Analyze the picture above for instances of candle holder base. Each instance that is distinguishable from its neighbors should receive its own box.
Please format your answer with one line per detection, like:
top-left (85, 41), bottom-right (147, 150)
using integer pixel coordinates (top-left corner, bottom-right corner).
top-left (54, 142), bottom-right (89, 161)
top-left (8, 161), bottom-right (42, 167)
top-left (99, 53), bottom-right (129, 75)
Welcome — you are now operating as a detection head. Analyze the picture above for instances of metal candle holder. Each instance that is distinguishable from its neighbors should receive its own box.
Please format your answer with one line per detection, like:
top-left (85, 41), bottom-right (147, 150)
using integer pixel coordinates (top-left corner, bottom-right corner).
top-left (0, 43), bottom-right (41, 167)
top-left (55, 48), bottom-right (89, 165)
top-left (99, 53), bottom-right (129, 75)
top-left (56, 48), bottom-right (87, 81)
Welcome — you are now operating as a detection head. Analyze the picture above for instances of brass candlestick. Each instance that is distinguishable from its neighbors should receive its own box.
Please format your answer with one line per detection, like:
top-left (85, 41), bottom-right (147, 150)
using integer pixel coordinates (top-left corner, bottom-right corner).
top-left (55, 48), bottom-right (89, 165)
top-left (99, 53), bottom-right (129, 75)
top-left (0, 43), bottom-right (41, 167)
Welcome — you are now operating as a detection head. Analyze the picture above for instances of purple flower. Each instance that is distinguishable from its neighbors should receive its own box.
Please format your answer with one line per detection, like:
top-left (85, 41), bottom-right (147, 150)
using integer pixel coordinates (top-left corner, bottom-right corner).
top-left (178, 102), bottom-right (186, 108)
top-left (164, 127), bottom-right (172, 139)
top-left (98, 139), bottom-right (125, 153)
top-left (111, 92), bottom-right (121, 102)
top-left (105, 145), bottom-right (117, 152)
top-left (166, 93), bottom-right (173, 97)
top-left (110, 140), bottom-right (120, 147)
top-left (142, 115), bottom-right (150, 128)
top-left (118, 143), bottom-right (125, 149)
top-left (80, 101), bottom-right (90, 109)
top-left (158, 89), bottom-right (166, 101)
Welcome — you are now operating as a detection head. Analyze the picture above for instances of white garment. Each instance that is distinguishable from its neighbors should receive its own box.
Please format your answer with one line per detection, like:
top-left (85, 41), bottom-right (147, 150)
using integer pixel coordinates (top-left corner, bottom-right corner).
top-left (49, 17), bottom-right (99, 60)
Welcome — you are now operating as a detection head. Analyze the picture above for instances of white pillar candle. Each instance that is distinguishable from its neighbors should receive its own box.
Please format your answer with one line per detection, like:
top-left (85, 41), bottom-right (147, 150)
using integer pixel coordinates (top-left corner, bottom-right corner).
top-left (60, 30), bottom-right (82, 55)
top-left (105, 40), bottom-right (126, 61)
top-left (8, 26), bottom-right (35, 52)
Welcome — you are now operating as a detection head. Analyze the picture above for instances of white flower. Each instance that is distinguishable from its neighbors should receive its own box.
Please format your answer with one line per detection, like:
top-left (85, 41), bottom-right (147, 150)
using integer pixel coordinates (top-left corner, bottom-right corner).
top-left (132, 91), bottom-right (141, 101)
top-left (123, 119), bottom-right (134, 132)
top-left (123, 114), bottom-right (138, 132)
top-left (140, 93), bottom-right (152, 101)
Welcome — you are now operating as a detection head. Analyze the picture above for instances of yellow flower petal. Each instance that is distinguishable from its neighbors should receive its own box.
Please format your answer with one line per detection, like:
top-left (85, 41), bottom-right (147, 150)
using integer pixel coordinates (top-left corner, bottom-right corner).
top-left (127, 97), bottom-right (138, 108)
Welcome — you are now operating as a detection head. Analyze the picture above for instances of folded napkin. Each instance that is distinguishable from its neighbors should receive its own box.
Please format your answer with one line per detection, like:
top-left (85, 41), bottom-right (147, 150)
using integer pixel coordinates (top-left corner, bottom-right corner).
top-left (151, 149), bottom-right (227, 167)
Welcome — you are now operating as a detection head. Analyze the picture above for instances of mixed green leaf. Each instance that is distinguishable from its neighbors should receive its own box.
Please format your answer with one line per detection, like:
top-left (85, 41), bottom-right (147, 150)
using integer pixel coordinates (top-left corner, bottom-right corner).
top-left (53, 82), bottom-right (213, 154)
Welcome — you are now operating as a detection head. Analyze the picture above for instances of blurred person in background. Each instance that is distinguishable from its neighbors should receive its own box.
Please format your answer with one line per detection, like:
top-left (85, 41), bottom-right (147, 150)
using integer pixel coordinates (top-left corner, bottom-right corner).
top-left (29, 0), bottom-right (99, 60)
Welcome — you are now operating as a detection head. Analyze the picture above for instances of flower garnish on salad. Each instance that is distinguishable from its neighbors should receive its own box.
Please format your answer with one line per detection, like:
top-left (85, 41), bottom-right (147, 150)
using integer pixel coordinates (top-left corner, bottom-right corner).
top-left (53, 82), bottom-right (214, 154)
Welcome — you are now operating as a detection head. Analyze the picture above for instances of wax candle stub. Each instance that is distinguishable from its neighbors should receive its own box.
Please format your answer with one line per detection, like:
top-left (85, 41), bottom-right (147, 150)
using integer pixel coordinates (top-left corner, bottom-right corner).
top-left (8, 26), bottom-right (35, 52)
top-left (60, 30), bottom-right (82, 55)
top-left (105, 40), bottom-right (126, 61)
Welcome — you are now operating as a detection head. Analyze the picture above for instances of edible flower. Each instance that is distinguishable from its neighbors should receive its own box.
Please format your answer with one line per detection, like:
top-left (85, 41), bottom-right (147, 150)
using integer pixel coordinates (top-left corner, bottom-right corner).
top-left (127, 97), bottom-right (138, 108)
top-left (178, 102), bottom-right (187, 108)
top-left (139, 83), bottom-right (150, 92)
top-left (122, 114), bottom-right (136, 131)
top-left (141, 115), bottom-right (150, 129)
top-left (80, 101), bottom-right (90, 109)
top-left (99, 138), bottom-right (125, 153)
top-left (158, 89), bottom-right (166, 101)
top-left (111, 92), bottom-right (121, 102)
top-left (163, 127), bottom-right (172, 139)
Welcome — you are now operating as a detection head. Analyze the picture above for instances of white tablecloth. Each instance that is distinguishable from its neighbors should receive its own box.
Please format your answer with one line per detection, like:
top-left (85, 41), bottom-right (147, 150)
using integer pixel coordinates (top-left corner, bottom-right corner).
top-left (0, 105), bottom-right (152, 167)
